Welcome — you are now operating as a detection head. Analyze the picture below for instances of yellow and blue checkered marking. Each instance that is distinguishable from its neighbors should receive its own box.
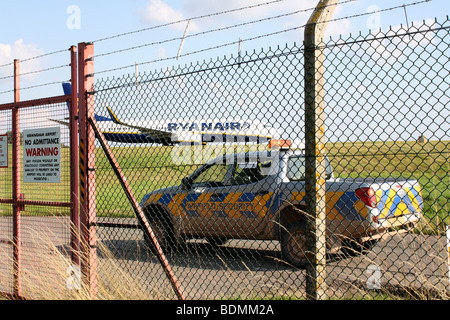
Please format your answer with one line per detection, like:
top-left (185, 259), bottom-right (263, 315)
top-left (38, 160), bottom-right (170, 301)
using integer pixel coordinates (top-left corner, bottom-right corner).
top-left (142, 191), bottom-right (275, 219)
top-left (289, 191), bottom-right (368, 221)
top-left (376, 186), bottom-right (422, 219)
top-left (141, 185), bottom-right (423, 222)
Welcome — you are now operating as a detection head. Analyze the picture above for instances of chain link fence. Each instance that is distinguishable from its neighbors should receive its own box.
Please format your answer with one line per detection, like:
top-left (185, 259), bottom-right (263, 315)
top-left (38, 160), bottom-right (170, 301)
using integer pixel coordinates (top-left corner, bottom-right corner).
top-left (89, 17), bottom-right (449, 300)
top-left (0, 99), bottom-right (78, 299)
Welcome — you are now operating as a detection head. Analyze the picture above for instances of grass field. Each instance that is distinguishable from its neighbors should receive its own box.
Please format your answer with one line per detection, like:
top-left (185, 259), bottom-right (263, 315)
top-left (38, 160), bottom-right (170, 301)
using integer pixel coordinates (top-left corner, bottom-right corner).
top-left (1, 140), bottom-right (449, 233)
top-left (326, 140), bottom-right (450, 232)
top-left (94, 139), bottom-right (449, 233)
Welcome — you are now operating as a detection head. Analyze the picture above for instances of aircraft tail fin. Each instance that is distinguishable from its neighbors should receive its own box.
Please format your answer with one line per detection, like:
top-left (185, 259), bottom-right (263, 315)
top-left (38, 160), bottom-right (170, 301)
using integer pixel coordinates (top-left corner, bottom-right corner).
top-left (62, 82), bottom-right (111, 122)
top-left (62, 82), bottom-right (72, 111)
top-left (62, 82), bottom-right (72, 96)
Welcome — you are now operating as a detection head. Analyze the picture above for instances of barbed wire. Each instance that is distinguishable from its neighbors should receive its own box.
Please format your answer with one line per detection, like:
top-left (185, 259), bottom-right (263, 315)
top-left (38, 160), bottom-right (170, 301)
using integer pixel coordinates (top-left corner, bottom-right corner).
top-left (0, 79), bottom-right (69, 96)
top-left (93, 0), bottom-right (431, 77)
top-left (0, 48), bottom-right (69, 71)
top-left (0, 62), bottom-right (14, 69)
top-left (323, 24), bottom-right (450, 50)
top-left (20, 48), bottom-right (69, 64)
top-left (95, 10), bottom-right (309, 59)
top-left (92, 0), bottom-right (287, 43)
top-left (324, 0), bottom-right (433, 30)
top-left (0, 64), bottom-right (70, 81)
top-left (95, 0), bottom-right (358, 59)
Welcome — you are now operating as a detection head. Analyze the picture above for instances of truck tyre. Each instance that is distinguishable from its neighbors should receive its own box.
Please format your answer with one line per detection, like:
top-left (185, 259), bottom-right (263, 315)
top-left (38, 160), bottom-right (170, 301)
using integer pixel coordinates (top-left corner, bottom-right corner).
top-left (206, 238), bottom-right (228, 246)
top-left (281, 220), bottom-right (308, 268)
top-left (143, 214), bottom-right (176, 255)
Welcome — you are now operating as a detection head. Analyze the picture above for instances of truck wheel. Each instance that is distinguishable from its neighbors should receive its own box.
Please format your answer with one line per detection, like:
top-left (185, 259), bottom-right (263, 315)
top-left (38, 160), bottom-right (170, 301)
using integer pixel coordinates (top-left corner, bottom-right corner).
top-left (206, 238), bottom-right (228, 246)
top-left (281, 221), bottom-right (308, 268)
top-left (143, 216), bottom-right (176, 254)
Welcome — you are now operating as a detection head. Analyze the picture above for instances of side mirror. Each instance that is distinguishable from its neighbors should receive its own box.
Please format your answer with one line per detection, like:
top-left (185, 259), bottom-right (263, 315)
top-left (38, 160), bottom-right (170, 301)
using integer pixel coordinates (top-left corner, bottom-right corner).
top-left (181, 177), bottom-right (192, 190)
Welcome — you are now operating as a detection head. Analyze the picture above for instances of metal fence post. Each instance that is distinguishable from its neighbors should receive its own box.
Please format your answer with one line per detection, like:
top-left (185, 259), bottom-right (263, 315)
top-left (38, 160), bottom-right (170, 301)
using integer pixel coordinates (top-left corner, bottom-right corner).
top-left (78, 42), bottom-right (98, 298)
top-left (69, 46), bottom-right (80, 267)
top-left (304, 0), bottom-right (338, 300)
top-left (12, 59), bottom-right (21, 298)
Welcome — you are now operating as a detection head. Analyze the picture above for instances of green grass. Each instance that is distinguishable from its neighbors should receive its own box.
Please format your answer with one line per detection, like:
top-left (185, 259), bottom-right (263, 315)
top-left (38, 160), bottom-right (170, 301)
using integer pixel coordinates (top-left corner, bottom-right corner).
top-left (325, 140), bottom-right (450, 233)
top-left (96, 140), bottom-right (449, 233)
top-left (1, 140), bottom-right (449, 233)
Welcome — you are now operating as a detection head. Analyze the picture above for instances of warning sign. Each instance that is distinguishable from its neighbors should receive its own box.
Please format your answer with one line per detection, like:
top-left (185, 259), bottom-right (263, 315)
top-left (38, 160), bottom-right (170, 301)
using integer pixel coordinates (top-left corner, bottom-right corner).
top-left (23, 127), bottom-right (61, 183)
top-left (0, 135), bottom-right (7, 168)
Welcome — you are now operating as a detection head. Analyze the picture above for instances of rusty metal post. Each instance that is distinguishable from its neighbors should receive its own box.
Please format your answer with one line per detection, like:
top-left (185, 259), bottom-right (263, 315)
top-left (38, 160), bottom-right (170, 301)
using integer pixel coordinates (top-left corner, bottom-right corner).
top-left (304, 0), bottom-right (338, 300)
top-left (12, 59), bottom-right (21, 298)
top-left (87, 116), bottom-right (186, 300)
top-left (69, 46), bottom-right (80, 267)
top-left (78, 42), bottom-right (97, 297)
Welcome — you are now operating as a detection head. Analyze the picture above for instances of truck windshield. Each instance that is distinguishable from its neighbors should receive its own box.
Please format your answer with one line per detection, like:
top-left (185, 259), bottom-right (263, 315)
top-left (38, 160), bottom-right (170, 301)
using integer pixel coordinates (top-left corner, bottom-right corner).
top-left (287, 155), bottom-right (333, 181)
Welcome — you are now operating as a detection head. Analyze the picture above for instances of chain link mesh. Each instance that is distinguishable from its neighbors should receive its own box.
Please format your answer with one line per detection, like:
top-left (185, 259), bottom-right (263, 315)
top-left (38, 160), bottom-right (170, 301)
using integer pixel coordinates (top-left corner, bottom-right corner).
top-left (91, 17), bottom-right (449, 300)
top-left (0, 100), bottom-right (75, 299)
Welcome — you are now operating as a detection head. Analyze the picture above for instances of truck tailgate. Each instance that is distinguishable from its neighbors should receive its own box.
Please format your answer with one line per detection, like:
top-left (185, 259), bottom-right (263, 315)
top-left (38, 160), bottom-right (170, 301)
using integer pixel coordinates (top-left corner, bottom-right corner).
top-left (373, 180), bottom-right (423, 222)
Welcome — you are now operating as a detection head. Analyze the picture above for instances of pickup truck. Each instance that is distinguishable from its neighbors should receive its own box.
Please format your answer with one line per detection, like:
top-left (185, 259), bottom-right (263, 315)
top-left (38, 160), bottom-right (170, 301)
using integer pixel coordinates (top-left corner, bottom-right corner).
top-left (140, 141), bottom-right (423, 268)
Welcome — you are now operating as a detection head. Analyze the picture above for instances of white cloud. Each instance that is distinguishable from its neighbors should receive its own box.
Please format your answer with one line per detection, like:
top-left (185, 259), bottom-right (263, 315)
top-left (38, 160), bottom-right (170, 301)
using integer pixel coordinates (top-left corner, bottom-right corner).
top-left (325, 19), bottom-right (352, 39)
top-left (155, 47), bottom-right (167, 59)
top-left (137, 0), bottom-right (199, 32)
top-left (137, 0), bottom-right (321, 32)
top-left (135, 0), bottom-right (354, 53)
top-left (0, 44), bottom-right (12, 64)
top-left (182, 0), bottom-right (275, 22)
top-left (0, 39), bottom-right (44, 79)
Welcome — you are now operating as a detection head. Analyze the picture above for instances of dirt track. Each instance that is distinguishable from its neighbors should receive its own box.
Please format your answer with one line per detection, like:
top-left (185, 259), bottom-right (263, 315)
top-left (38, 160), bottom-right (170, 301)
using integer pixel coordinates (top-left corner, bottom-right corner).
top-left (1, 216), bottom-right (448, 299)
top-left (96, 221), bottom-right (450, 299)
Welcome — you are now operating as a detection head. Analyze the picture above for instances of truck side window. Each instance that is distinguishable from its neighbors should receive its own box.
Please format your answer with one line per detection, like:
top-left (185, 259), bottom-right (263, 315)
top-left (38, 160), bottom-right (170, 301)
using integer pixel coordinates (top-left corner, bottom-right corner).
top-left (232, 162), bottom-right (264, 185)
top-left (192, 163), bottom-right (229, 188)
top-left (287, 157), bottom-right (307, 181)
top-left (287, 156), bottom-right (333, 181)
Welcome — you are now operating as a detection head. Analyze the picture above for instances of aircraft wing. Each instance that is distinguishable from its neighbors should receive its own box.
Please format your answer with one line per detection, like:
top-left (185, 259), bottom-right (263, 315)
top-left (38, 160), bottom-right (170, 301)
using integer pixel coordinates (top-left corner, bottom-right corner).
top-left (106, 107), bottom-right (173, 141)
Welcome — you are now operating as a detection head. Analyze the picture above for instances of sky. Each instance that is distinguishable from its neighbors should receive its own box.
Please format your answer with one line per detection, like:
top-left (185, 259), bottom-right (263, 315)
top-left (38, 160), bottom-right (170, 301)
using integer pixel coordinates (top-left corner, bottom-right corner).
top-left (0, 0), bottom-right (448, 141)
top-left (0, 0), bottom-right (447, 99)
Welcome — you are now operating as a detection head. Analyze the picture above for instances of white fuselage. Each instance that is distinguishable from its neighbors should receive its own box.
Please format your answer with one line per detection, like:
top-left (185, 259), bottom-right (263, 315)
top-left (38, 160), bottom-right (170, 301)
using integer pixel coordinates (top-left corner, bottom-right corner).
top-left (98, 119), bottom-right (278, 144)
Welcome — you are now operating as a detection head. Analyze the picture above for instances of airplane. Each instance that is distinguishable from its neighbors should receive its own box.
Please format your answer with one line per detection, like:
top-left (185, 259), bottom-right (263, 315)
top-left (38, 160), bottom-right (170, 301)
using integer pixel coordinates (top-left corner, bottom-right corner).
top-left (55, 83), bottom-right (277, 146)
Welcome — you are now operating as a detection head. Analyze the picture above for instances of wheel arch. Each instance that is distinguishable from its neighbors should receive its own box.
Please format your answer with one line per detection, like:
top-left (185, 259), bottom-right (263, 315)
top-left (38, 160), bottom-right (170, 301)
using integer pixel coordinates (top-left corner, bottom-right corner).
top-left (272, 201), bottom-right (307, 236)
top-left (142, 202), bottom-right (181, 249)
top-left (142, 202), bottom-right (175, 232)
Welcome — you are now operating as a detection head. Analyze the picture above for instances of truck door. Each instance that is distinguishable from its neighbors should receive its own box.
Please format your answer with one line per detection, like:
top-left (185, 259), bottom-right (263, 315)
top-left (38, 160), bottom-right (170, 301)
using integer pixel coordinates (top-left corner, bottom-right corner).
top-left (224, 160), bottom-right (276, 238)
top-left (180, 157), bottom-right (276, 239)
top-left (179, 161), bottom-right (233, 237)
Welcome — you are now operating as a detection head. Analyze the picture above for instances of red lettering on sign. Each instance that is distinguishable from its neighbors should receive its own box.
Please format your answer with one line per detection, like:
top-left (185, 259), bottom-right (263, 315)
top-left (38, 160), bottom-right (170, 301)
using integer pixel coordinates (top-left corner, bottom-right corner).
top-left (26, 147), bottom-right (59, 157)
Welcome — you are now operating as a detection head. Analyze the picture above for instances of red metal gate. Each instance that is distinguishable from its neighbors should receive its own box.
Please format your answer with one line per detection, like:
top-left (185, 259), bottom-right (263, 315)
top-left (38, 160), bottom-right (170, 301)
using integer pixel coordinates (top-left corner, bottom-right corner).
top-left (0, 47), bottom-right (79, 299)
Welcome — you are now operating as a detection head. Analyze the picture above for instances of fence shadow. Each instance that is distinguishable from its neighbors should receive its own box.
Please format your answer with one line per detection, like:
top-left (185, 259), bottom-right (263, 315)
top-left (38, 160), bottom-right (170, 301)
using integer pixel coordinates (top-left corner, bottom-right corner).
top-left (98, 237), bottom-right (301, 272)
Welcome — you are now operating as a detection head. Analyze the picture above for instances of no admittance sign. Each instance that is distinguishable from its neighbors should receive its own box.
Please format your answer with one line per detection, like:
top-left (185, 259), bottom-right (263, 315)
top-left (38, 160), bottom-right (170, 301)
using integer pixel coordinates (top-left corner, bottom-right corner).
top-left (23, 127), bottom-right (61, 183)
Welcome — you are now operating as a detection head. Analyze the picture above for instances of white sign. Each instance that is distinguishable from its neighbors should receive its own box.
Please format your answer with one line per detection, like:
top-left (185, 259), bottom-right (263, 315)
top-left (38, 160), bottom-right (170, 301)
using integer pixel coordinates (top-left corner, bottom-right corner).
top-left (23, 127), bottom-right (61, 183)
top-left (0, 135), bottom-right (7, 168)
